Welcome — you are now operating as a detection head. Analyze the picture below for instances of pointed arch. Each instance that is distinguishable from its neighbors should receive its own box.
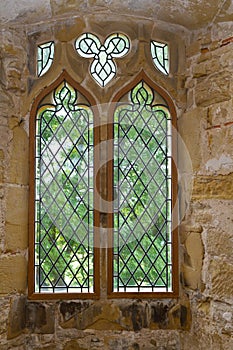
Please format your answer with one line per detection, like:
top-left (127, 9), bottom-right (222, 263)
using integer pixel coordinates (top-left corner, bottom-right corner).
top-left (28, 70), bottom-right (100, 299)
top-left (107, 70), bottom-right (178, 298)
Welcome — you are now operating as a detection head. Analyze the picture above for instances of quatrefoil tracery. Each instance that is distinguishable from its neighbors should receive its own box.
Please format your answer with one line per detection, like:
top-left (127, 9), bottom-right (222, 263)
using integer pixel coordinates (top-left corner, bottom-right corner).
top-left (75, 33), bottom-right (130, 87)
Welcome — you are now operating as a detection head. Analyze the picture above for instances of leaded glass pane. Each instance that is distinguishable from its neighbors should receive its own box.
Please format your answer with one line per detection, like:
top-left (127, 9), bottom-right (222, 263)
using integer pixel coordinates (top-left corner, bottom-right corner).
top-left (113, 81), bottom-right (172, 292)
top-left (151, 41), bottom-right (169, 75)
top-left (35, 81), bottom-right (94, 293)
top-left (37, 41), bottom-right (54, 77)
top-left (75, 33), bottom-right (130, 86)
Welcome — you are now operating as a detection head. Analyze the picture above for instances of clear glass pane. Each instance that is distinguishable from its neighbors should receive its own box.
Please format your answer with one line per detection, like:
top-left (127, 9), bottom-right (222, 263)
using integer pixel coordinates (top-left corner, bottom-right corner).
top-left (113, 81), bottom-right (172, 292)
top-left (150, 41), bottom-right (169, 75)
top-left (35, 81), bottom-right (94, 293)
top-left (75, 33), bottom-right (130, 86)
top-left (37, 41), bottom-right (54, 77)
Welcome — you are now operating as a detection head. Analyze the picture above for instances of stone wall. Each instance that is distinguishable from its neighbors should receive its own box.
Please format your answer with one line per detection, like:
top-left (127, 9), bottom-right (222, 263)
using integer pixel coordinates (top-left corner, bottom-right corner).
top-left (0, 4), bottom-right (233, 350)
top-left (179, 23), bottom-right (233, 349)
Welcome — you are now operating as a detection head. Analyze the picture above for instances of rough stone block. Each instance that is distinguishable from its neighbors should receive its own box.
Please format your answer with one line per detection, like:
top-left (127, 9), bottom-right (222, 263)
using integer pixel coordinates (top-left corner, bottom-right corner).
top-left (192, 174), bottom-right (233, 199)
top-left (7, 296), bottom-right (26, 339)
top-left (207, 100), bottom-right (233, 127)
top-left (5, 222), bottom-right (28, 251)
top-left (0, 298), bottom-right (10, 338)
top-left (5, 186), bottom-right (28, 226)
top-left (8, 124), bottom-right (29, 185)
top-left (178, 107), bottom-right (206, 172)
top-left (26, 303), bottom-right (55, 334)
top-left (120, 302), bottom-right (149, 331)
top-left (195, 72), bottom-right (231, 107)
top-left (183, 232), bottom-right (204, 290)
top-left (210, 259), bottom-right (233, 302)
top-left (0, 255), bottom-right (27, 294)
top-left (60, 301), bottom-right (90, 328)
top-left (168, 303), bottom-right (191, 330)
top-left (64, 340), bottom-right (87, 350)
top-left (193, 62), bottom-right (207, 77)
top-left (149, 302), bottom-right (169, 329)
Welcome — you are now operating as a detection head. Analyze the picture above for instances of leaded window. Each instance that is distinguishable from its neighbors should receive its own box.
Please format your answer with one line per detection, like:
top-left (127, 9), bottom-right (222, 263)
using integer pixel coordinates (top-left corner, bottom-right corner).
top-left (112, 81), bottom-right (172, 292)
top-left (37, 41), bottom-right (54, 77)
top-left (151, 41), bottom-right (169, 75)
top-left (107, 76), bottom-right (177, 296)
top-left (75, 33), bottom-right (130, 86)
top-left (29, 74), bottom-right (99, 297)
top-left (29, 34), bottom-right (178, 299)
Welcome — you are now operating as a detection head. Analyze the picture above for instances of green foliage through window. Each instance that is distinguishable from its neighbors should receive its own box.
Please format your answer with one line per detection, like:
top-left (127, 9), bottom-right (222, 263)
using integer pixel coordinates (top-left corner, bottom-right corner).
top-left (35, 81), bottom-right (94, 293)
top-left (113, 81), bottom-right (172, 292)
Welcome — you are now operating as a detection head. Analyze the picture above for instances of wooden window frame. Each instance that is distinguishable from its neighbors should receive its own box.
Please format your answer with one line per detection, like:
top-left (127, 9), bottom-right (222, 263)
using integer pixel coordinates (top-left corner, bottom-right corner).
top-left (28, 71), bottom-right (100, 300)
top-left (107, 71), bottom-right (178, 298)
top-left (28, 70), bottom-right (178, 300)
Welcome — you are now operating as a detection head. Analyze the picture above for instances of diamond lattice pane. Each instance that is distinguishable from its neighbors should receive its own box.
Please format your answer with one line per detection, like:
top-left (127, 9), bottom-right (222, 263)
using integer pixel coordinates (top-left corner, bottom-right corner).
top-left (113, 81), bottom-right (172, 293)
top-left (35, 81), bottom-right (94, 293)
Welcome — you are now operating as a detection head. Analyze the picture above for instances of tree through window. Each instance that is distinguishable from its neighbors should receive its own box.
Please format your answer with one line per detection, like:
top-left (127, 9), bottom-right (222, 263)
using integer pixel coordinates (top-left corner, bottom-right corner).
top-left (29, 40), bottom-right (178, 299)
top-left (107, 74), bottom-right (178, 297)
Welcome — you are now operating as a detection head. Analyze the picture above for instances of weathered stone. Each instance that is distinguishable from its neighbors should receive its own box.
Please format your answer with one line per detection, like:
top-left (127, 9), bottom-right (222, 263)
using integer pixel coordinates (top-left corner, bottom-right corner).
top-left (60, 301), bottom-right (90, 322)
top-left (0, 298), bottom-right (10, 338)
top-left (63, 340), bottom-right (87, 350)
top-left (7, 296), bottom-right (26, 339)
top-left (5, 222), bottom-right (28, 251)
top-left (26, 303), bottom-right (55, 334)
top-left (5, 186), bottom-right (28, 226)
top-left (150, 303), bottom-right (169, 329)
top-left (120, 302), bottom-right (149, 331)
top-left (0, 149), bottom-right (5, 183)
top-left (207, 100), bottom-right (233, 127)
top-left (183, 231), bottom-right (204, 290)
top-left (195, 72), bottom-right (231, 107)
top-left (168, 303), bottom-right (191, 330)
top-left (178, 107), bottom-right (206, 171)
top-left (186, 40), bottom-right (201, 57)
top-left (55, 18), bottom-right (85, 42)
top-left (210, 259), bottom-right (233, 302)
top-left (192, 174), bottom-right (233, 199)
top-left (192, 62), bottom-right (207, 77)
top-left (8, 123), bottom-right (29, 185)
top-left (0, 255), bottom-right (27, 293)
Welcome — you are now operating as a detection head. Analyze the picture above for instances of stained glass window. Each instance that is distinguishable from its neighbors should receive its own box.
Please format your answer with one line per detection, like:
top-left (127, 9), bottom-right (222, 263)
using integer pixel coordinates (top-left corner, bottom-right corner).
top-left (75, 33), bottom-right (130, 86)
top-left (37, 41), bottom-right (54, 77)
top-left (151, 41), bottom-right (169, 75)
top-left (34, 81), bottom-right (94, 293)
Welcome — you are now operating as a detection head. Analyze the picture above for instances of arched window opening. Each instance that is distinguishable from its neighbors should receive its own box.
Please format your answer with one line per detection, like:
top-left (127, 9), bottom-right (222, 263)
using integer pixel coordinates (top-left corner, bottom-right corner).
top-left (29, 74), bottom-right (99, 298)
top-left (108, 74), bottom-right (178, 297)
